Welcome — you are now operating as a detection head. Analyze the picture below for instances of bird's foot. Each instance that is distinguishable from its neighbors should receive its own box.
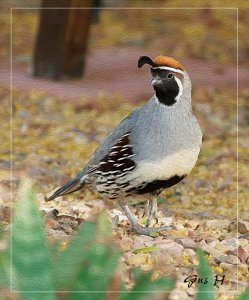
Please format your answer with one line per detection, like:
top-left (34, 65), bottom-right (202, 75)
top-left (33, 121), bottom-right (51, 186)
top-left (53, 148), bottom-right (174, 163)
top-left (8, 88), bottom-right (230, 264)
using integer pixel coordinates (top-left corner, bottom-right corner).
top-left (131, 224), bottom-right (175, 236)
top-left (146, 211), bottom-right (159, 227)
top-left (120, 202), bottom-right (173, 236)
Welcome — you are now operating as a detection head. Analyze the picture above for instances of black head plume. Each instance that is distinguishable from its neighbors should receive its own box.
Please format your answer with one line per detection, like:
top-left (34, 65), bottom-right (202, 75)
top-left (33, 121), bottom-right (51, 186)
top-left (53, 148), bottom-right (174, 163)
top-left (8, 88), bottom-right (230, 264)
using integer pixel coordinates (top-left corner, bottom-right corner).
top-left (138, 56), bottom-right (156, 68)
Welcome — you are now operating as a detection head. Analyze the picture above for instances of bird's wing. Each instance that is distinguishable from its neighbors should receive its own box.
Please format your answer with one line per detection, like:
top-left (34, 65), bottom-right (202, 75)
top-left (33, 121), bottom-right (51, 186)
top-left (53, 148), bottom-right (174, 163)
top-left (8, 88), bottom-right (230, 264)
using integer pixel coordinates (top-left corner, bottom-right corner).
top-left (88, 131), bottom-right (136, 177)
top-left (84, 105), bottom-right (143, 171)
top-left (46, 105), bottom-right (144, 201)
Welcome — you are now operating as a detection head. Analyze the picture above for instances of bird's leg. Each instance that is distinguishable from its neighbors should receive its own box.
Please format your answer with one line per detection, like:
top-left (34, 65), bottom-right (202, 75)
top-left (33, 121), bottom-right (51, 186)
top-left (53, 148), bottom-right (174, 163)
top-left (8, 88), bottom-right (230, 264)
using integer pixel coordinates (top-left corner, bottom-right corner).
top-left (120, 203), bottom-right (139, 229)
top-left (120, 203), bottom-right (174, 236)
top-left (112, 214), bottom-right (119, 228)
top-left (142, 200), bottom-right (150, 218)
top-left (142, 199), bottom-right (159, 225)
top-left (146, 198), bottom-right (158, 227)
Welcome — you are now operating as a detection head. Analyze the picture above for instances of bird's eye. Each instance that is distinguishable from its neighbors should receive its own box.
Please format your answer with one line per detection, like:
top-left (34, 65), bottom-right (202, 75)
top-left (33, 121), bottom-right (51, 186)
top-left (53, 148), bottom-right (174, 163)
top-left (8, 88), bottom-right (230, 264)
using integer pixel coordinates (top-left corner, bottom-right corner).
top-left (167, 73), bottom-right (173, 79)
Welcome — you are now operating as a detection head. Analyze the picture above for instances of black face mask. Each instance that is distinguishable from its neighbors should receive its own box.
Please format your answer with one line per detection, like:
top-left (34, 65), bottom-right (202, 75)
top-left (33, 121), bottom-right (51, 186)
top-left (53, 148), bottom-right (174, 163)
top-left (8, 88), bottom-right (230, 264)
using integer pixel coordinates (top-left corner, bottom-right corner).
top-left (151, 69), bottom-right (179, 106)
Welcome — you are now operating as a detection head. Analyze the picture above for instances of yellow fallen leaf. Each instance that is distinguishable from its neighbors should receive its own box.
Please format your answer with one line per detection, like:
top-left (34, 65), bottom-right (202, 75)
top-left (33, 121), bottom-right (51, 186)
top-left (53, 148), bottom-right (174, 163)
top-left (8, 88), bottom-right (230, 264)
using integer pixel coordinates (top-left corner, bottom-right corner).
top-left (150, 232), bottom-right (159, 238)
top-left (133, 246), bottom-right (158, 254)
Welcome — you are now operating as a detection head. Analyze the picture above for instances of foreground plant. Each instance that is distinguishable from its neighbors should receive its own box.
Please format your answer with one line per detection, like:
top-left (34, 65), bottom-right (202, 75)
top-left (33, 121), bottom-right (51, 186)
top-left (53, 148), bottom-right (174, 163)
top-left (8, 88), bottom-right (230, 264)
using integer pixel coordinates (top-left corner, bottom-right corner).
top-left (2, 179), bottom-right (174, 299)
top-left (0, 179), bottom-right (248, 300)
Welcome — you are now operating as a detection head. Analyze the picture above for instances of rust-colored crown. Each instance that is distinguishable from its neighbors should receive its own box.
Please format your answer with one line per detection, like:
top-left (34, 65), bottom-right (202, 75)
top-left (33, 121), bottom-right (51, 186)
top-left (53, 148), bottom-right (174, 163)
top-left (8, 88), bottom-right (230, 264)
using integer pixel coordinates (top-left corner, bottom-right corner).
top-left (154, 55), bottom-right (184, 71)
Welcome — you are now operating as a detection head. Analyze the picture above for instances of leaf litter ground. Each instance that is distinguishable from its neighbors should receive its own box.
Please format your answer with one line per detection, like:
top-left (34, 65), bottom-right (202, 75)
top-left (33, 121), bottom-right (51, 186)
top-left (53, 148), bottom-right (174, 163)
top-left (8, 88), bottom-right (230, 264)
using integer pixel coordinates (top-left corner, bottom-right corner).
top-left (0, 84), bottom-right (248, 299)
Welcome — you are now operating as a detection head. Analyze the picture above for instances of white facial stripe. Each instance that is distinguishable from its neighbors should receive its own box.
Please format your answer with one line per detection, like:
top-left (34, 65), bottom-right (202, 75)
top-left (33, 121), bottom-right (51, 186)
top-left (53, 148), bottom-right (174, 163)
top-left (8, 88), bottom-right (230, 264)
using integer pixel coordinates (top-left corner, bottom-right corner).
top-left (152, 66), bottom-right (184, 75)
top-left (174, 77), bottom-right (183, 101)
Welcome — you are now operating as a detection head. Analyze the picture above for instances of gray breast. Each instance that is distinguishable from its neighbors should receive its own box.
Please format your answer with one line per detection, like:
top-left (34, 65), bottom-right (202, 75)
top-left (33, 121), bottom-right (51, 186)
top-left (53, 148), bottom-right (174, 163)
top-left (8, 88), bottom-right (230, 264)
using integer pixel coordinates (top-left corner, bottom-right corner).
top-left (88, 96), bottom-right (202, 199)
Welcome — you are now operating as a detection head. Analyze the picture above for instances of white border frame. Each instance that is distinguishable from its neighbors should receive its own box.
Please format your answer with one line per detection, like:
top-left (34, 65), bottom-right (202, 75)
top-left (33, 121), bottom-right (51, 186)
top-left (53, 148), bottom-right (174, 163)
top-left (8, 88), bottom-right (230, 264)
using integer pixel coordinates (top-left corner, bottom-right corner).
top-left (10, 6), bottom-right (239, 296)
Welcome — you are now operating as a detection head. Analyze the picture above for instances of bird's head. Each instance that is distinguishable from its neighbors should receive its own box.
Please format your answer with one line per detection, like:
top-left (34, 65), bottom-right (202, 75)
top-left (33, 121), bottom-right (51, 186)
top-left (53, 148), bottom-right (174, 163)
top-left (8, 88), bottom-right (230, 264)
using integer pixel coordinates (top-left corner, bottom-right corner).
top-left (138, 55), bottom-right (190, 107)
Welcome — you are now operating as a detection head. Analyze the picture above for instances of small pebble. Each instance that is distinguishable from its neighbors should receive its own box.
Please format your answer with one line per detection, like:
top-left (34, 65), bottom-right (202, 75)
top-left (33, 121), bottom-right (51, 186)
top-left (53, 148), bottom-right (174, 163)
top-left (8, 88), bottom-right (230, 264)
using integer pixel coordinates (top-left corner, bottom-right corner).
top-left (238, 221), bottom-right (249, 234)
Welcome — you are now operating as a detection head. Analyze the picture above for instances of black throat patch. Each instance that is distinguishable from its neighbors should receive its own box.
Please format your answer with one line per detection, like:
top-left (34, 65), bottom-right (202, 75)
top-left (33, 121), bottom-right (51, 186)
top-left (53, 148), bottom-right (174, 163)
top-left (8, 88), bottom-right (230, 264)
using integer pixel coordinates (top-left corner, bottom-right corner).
top-left (151, 69), bottom-right (181, 106)
top-left (154, 85), bottom-right (177, 106)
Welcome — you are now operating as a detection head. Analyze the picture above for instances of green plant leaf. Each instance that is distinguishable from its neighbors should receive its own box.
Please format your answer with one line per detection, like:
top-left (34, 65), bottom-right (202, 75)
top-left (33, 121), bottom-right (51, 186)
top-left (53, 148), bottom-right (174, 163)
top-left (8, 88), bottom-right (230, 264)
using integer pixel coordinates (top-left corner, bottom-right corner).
top-left (0, 248), bottom-right (10, 287)
top-left (12, 179), bottom-right (55, 300)
top-left (78, 244), bottom-right (120, 290)
top-left (53, 220), bottom-right (96, 290)
top-left (54, 213), bottom-right (120, 296)
top-left (237, 288), bottom-right (249, 300)
top-left (195, 249), bottom-right (214, 300)
top-left (66, 217), bottom-right (120, 298)
top-left (67, 244), bottom-right (120, 300)
top-left (119, 267), bottom-right (175, 300)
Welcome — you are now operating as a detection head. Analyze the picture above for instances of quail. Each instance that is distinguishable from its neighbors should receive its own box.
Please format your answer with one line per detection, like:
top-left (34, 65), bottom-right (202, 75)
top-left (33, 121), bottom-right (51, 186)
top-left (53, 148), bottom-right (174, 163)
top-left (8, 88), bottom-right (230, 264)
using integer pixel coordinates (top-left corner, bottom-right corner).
top-left (47, 55), bottom-right (202, 236)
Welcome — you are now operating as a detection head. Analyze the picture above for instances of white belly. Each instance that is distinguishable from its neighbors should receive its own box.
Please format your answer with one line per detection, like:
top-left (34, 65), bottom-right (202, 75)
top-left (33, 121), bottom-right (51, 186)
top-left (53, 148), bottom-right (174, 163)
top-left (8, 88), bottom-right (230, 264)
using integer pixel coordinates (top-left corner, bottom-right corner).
top-left (129, 147), bottom-right (200, 183)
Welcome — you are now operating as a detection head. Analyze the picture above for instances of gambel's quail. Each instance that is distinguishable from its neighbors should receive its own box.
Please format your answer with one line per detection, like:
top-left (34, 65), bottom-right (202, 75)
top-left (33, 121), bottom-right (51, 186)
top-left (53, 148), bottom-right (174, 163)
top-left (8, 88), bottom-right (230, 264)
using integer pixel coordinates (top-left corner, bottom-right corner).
top-left (47, 55), bottom-right (202, 235)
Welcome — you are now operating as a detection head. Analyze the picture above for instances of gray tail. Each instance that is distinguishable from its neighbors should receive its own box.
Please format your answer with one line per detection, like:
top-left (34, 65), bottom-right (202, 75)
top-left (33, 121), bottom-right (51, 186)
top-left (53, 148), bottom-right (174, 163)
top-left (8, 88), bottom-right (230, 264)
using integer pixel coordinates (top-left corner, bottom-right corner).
top-left (46, 176), bottom-right (85, 201)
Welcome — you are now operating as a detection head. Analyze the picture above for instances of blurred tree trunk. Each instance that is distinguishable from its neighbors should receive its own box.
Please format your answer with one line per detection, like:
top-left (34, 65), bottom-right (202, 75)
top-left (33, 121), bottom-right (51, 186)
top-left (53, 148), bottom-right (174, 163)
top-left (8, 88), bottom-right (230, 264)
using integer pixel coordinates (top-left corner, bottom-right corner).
top-left (33, 0), bottom-right (93, 80)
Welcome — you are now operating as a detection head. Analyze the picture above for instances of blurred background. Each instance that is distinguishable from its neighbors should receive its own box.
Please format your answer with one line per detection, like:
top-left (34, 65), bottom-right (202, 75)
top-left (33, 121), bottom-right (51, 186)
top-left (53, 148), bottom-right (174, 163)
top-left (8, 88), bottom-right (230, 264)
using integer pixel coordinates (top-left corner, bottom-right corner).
top-left (0, 1), bottom-right (249, 298)
top-left (0, 0), bottom-right (248, 217)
